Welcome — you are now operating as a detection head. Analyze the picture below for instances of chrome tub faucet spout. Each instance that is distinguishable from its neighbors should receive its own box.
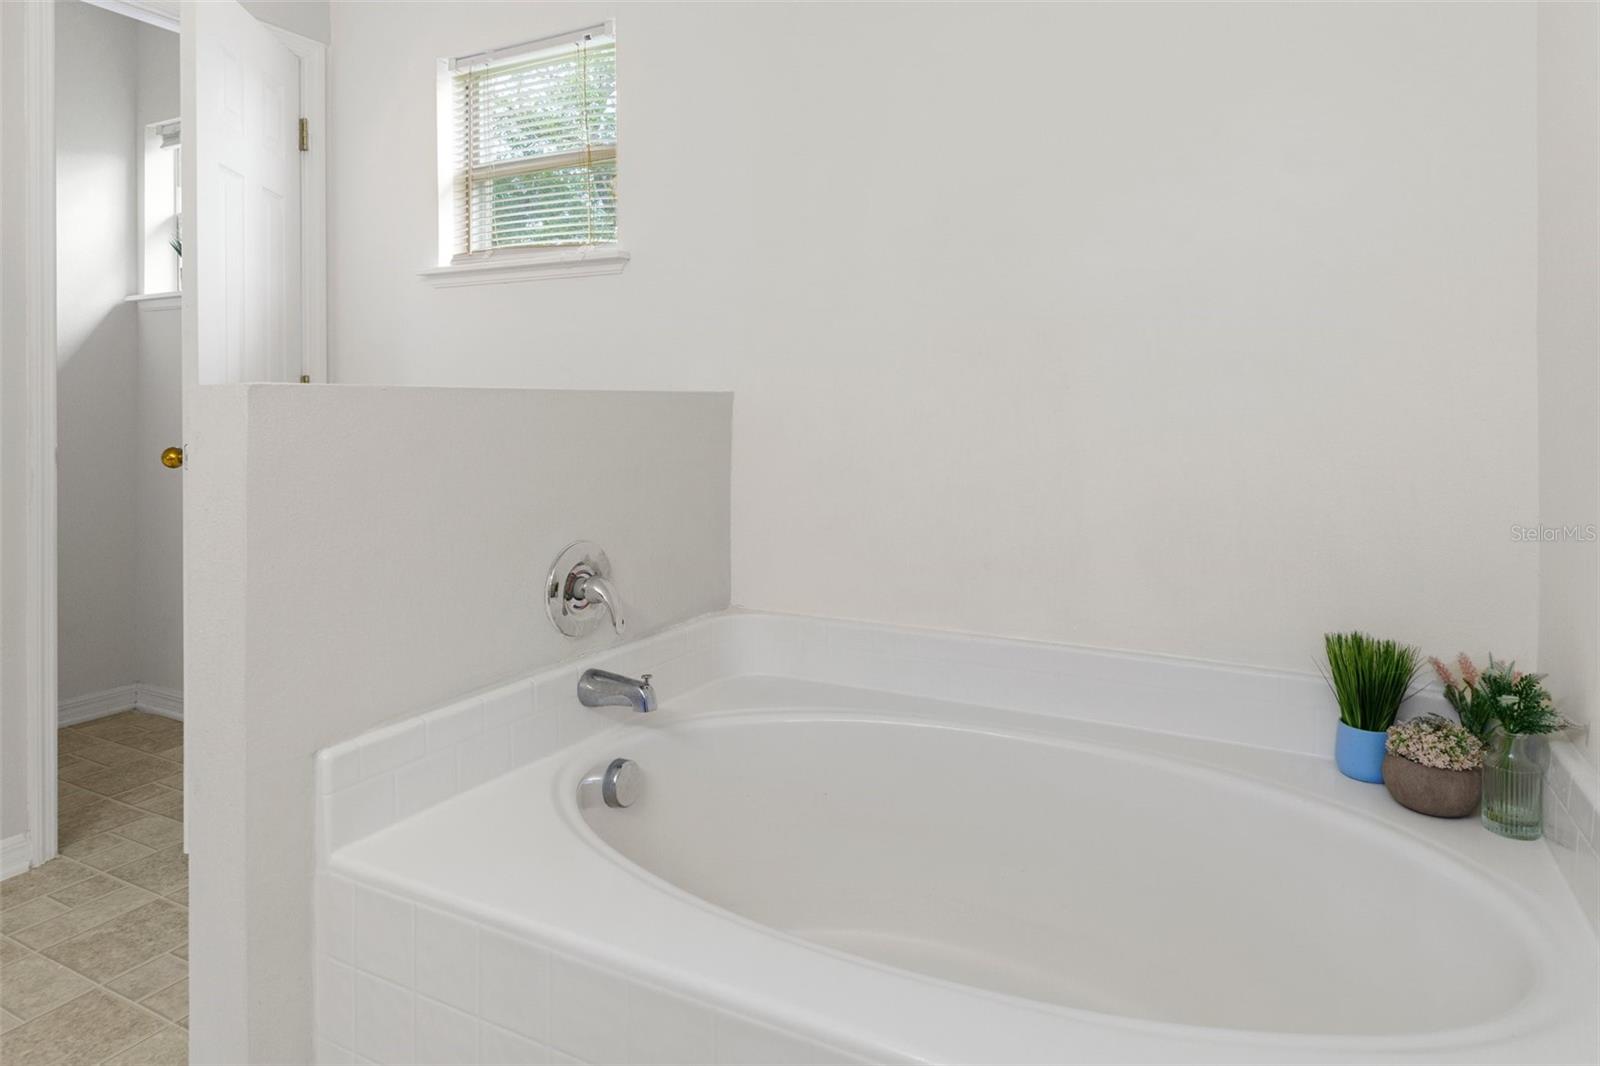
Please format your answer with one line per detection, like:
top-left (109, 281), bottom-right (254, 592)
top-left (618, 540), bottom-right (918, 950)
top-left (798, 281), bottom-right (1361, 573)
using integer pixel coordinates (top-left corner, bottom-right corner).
top-left (577, 669), bottom-right (657, 714)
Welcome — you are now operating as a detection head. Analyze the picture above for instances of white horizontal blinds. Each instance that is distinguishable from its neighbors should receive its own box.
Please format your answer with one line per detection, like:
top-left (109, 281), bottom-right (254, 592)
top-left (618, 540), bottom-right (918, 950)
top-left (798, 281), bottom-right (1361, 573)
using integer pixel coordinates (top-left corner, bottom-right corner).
top-left (451, 30), bottom-right (617, 258)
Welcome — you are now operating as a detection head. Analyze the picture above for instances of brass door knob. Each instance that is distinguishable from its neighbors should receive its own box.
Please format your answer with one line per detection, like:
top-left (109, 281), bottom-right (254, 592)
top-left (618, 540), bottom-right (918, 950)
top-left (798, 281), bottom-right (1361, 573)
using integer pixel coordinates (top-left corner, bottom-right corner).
top-left (160, 446), bottom-right (184, 469)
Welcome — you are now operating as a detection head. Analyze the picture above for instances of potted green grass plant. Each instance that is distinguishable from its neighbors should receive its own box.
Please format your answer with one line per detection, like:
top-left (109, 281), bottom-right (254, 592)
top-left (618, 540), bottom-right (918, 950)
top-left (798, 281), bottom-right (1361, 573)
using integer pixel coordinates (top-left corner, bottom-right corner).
top-left (1323, 631), bottom-right (1421, 783)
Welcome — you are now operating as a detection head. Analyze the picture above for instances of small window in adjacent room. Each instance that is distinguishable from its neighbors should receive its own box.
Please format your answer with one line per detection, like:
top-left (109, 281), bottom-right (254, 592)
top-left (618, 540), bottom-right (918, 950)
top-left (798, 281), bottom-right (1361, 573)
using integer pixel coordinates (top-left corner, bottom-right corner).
top-left (141, 118), bottom-right (181, 294)
top-left (439, 24), bottom-right (618, 266)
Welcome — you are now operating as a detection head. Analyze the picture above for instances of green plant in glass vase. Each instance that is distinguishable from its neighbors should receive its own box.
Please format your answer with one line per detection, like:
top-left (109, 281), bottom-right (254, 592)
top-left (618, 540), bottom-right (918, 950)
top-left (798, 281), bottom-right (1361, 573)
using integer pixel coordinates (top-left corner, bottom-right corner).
top-left (1430, 654), bottom-right (1562, 839)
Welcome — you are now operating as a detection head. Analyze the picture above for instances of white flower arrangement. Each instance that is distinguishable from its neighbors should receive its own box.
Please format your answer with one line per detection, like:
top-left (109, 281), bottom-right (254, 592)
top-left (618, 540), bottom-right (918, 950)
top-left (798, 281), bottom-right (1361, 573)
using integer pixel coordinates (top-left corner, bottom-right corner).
top-left (1386, 715), bottom-right (1484, 772)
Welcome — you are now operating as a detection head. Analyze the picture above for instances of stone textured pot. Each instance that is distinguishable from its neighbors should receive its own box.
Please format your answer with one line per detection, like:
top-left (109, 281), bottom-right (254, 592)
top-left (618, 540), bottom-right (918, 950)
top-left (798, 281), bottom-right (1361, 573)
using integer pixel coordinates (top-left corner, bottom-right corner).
top-left (1382, 755), bottom-right (1481, 818)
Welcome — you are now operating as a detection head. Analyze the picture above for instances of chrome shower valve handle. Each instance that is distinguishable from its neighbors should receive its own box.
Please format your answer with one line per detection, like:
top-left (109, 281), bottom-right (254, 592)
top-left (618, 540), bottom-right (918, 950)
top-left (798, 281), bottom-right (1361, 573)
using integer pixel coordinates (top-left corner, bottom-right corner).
top-left (547, 541), bottom-right (628, 637)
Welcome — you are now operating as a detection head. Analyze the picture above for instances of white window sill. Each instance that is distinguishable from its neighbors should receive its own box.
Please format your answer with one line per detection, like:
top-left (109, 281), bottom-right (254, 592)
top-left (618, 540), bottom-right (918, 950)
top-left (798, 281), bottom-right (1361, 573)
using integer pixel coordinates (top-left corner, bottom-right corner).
top-left (126, 291), bottom-right (182, 310)
top-left (418, 247), bottom-right (630, 287)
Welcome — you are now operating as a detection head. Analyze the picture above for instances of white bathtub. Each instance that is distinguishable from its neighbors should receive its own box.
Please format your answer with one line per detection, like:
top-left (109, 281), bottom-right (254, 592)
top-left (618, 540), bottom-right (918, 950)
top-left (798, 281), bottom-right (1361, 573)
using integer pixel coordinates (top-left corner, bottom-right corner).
top-left (317, 613), bottom-right (1598, 1064)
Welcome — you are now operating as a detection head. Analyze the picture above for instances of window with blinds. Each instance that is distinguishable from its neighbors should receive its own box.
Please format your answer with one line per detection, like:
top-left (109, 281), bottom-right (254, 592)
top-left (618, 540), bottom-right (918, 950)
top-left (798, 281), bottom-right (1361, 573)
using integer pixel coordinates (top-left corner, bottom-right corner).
top-left (447, 26), bottom-right (617, 260)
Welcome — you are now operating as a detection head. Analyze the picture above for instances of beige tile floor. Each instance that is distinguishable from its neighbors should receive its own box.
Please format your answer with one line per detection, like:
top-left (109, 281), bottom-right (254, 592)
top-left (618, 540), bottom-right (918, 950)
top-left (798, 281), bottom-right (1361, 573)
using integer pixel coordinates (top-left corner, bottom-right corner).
top-left (0, 711), bottom-right (188, 1065)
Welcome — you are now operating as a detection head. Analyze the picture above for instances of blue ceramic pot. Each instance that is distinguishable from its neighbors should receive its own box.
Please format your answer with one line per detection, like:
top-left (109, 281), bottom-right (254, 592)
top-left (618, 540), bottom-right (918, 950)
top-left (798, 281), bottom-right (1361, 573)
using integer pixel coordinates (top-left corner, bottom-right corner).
top-left (1335, 721), bottom-right (1389, 783)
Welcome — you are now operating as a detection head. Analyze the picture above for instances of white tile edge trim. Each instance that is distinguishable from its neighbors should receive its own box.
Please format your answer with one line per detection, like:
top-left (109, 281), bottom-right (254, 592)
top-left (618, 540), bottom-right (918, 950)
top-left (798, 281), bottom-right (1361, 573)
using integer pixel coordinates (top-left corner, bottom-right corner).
top-left (57, 683), bottom-right (184, 725)
top-left (1544, 740), bottom-right (1600, 932)
top-left (0, 833), bottom-right (32, 880)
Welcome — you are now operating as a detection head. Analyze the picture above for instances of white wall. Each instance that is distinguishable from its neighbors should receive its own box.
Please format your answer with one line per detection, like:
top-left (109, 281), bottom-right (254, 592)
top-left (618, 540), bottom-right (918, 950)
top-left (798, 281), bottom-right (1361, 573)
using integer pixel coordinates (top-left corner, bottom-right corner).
top-left (328, 1), bottom-right (1540, 675)
top-left (240, 0), bottom-right (328, 44)
top-left (54, 2), bottom-right (182, 706)
top-left (1537, 1), bottom-right (1600, 765)
top-left (184, 384), bottom-right (731, 1063)
top-left (0, 0), bottom-right (29, 844)
top-left (134, 304), bottom-right (182, 693)
top-left (55, 0), bottom-right (141, 699)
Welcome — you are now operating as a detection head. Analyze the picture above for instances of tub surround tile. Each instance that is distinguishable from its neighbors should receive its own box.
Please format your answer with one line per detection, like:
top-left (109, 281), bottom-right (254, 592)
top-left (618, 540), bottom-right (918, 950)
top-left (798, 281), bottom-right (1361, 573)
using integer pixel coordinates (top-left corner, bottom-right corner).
top-left (477, 1021), bottom-right (549, 1065)
top-left (1544, 740), bottom-right (1600, 932)
top-left (427, 699), bottom-right (485, 753)
top-left (355, 972), bottom-right (415, 1065)
top-left (354, 886), bottom-right (414, 987)
top-left (549, 956), bottom-right (630, 1065)
top-left (321, 745), bottom-right (364, 796)
top-left (510, 711), bottom-right (560, 765)
top-left (478, 930), bottom-right (551, 1042)
top-left (626, 982), bottom-right (715, 1066)
top-left (459, 724), bottom-right (515, 790)
top-left (318, 881), bottom-right (860, 1066)
top-left (415, 996), bottom-right (479, 1065)
top-left (318, 875), bottom-right (357, 964)
top-left (317, 1037), bottom-right (358, 1065)
top-left (415, 907), bottom-right (478, 1013)
top-left (318, 958), bottom-right (357, 1049)
top-left (713, 1013), bottom-right (858, 1066)
top-left (482, 681), bottom-right (534, 731)
top-left (361, 720), bottom-right (428, 781)
top-left (396, 751), bottom-right (459, 820)
top-left (329, 775), bottom-right (396, 851)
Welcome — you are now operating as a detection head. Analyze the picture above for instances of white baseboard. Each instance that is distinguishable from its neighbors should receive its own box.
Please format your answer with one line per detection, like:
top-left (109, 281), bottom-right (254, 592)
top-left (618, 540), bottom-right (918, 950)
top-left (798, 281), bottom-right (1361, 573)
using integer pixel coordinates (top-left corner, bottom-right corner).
top-left (1, 834), bottom-right (32, 880)
top-left (136, 685), bottom-right (183, 720)
top-left (58, 683), bottom-right (183, 726)
top-left (58, 685), bottom-right (140, 726)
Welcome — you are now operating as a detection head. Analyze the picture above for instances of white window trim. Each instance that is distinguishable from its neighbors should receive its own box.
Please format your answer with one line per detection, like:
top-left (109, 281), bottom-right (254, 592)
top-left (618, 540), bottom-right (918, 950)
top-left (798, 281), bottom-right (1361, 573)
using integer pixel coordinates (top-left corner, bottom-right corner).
top-left (418, 245), bottom-right (629, 287)
top-left (125, 291), bottom-right (182, 310)
top-left (428, 24), bottom-right (625, 286)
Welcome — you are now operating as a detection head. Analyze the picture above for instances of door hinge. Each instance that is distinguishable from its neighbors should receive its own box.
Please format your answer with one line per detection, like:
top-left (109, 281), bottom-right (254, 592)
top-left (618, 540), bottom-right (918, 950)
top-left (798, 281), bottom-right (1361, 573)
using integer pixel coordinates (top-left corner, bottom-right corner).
top-left (298, 117), bottom-right (309, 152)
top-left (299, 374), bottom-right (311, 384)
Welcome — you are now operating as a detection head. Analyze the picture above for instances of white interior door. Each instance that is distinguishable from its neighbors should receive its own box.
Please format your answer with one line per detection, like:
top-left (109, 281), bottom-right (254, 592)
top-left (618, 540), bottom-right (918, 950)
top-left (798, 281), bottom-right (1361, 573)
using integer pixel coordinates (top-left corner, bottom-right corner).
top-left (177, 0), bottom-right (305, 859)
top-left (182, 0), bottom-right (302, 387)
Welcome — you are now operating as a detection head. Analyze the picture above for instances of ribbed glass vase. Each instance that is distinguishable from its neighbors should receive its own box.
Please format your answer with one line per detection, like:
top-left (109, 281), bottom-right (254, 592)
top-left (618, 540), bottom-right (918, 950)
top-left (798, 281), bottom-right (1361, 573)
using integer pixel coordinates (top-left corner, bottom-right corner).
top-left (1480, 728), bottom-right (1550, 841)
